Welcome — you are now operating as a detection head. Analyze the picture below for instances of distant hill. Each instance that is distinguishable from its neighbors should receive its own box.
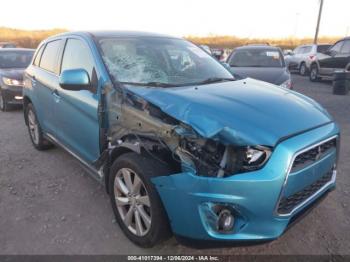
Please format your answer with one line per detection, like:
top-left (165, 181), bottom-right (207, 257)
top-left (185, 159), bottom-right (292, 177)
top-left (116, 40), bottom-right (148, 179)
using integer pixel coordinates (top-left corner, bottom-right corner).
top-left (186, 35), bottom-right (342, 50)
top-left (0, 27), bottom-right (343, 50)
top-left (0, 27), bottom-right (67, 48)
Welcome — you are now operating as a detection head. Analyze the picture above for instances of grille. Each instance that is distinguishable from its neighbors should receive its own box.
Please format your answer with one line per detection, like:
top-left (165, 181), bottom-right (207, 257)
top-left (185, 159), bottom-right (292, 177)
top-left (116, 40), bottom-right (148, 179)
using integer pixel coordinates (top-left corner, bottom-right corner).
top-left (292, 138), bottom-right (336, 172)
top-left (277, 169), bottom-right (333, 215)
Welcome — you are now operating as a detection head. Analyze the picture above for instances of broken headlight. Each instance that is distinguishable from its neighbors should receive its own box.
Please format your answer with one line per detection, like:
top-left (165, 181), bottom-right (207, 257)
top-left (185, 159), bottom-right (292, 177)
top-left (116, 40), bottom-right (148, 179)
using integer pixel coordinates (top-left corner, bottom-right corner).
top-left (241, 146), bottom-right (271, 172)
top-left (178, 139), bottom-right (272, 177)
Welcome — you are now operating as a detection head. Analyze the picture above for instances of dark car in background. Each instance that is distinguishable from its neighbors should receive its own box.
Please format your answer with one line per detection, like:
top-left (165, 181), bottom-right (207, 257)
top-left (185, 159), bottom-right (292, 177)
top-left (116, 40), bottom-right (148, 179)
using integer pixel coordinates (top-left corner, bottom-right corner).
top-left (310, 37), bottom-right (350, 81)
top-left (226, 45), bottom-right (292, 89)
top-left (0, 42), bottom-right (17, 48)
top-left (0, 48), bottom-right (34, 111)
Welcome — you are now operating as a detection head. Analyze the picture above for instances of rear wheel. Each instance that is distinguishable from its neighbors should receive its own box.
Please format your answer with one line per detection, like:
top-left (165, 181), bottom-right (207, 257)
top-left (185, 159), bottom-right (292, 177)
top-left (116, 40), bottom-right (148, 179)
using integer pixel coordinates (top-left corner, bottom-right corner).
top-left (109, 152), bottom-right (172, 247)
top-left (310, 64), bottom-right (320, 82)
top-left (25, 103), bottom-right (53, 150)
top-left (0, 90), bottom-right (9, 112)
top-left (299, 62), bottom-right (307, 76)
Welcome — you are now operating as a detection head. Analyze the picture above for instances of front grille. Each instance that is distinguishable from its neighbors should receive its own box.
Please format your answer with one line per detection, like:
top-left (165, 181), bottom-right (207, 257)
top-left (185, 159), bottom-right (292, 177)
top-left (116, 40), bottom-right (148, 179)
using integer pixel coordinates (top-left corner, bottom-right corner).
top-left (277, 169), bottom-right (333, 215)
top-left (292, 138), bottom-right (336, 172)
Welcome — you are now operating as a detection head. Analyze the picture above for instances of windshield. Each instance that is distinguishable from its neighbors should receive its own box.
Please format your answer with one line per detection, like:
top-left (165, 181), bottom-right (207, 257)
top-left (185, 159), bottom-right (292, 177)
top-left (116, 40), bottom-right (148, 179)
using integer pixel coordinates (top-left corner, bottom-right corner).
top-left (98, 37), bottom-right (233, 86)
top-left (0, 51), bottom-right (34, 69)
top-left (228, 49), bottom-right (284, 68)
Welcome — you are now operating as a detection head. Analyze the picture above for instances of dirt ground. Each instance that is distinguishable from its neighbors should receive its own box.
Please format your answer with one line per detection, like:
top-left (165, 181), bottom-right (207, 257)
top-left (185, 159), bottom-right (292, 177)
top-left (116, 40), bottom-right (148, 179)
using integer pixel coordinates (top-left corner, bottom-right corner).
top-left (0, 75), bottom-right (349, 255)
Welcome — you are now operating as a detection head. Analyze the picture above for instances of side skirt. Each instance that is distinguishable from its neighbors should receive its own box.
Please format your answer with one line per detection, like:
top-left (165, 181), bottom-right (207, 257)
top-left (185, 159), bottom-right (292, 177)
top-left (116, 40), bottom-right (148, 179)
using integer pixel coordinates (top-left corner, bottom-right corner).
top-left (45, 133), bottom-right (104, 184)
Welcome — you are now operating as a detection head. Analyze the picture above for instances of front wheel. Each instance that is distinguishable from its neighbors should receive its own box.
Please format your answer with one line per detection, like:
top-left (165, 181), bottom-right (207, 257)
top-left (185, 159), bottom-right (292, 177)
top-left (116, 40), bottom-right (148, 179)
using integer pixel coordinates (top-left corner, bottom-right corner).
top-left (109, 152), bottom-right (172, 247)
top-left (309, 64), bottom-right (320, 82)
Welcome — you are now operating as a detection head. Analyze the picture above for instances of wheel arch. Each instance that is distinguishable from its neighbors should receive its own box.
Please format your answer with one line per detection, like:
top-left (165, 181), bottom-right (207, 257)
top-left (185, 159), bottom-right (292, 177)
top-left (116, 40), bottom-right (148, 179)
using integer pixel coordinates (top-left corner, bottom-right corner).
top-left (23, 96), bottom-right (32, 126)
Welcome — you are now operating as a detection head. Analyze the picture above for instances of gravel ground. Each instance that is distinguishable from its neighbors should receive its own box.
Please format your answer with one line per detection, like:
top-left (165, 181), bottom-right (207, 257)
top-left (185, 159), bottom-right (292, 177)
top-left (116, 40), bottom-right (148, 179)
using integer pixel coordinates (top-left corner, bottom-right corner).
top-left (0, 75), bottom-right (349, 255)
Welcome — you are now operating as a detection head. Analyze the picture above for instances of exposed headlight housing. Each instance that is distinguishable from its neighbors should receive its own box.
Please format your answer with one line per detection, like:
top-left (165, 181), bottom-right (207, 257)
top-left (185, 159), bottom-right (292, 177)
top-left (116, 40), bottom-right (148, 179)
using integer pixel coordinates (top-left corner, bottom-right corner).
top-left (178, 138), bottom-right (272, 177)
top-left (241, 146), bottom-right (272, 172)
top-left (2, 77), bottom-right (24, 86)
top-left (280, 79), bottom-right (292, 89)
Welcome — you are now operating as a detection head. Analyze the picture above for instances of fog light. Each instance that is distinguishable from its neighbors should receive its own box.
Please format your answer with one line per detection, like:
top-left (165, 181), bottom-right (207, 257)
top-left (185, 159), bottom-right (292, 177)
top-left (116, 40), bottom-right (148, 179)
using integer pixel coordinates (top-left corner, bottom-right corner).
top-left (217, 209), bottom-right (234, 232)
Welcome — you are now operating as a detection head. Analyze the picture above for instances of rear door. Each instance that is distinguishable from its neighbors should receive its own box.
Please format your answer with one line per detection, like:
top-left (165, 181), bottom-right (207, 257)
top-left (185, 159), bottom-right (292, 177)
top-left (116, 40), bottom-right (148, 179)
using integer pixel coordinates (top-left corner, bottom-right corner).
top-left (338, 40), bottom-right (350, 70)
top-left (319, 40), bottom-right (344, 75)
top-left (53, 37), bottom-right (100, 163)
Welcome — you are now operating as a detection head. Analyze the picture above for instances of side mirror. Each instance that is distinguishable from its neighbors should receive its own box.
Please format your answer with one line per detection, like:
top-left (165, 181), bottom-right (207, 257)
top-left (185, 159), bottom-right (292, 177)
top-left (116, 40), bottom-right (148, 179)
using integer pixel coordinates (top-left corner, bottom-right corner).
top-left (221, 62), bottom-right (231, 69)
top-left (59, 69), bottom-right (91, 91)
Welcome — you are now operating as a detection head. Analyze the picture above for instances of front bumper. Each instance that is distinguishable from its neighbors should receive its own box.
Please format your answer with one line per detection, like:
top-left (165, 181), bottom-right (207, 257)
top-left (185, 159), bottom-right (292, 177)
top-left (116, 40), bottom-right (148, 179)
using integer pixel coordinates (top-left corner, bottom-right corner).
top-left (1, 85), bottom-right (23, 104)
top-left (152, 122), bottom-right (339, 242)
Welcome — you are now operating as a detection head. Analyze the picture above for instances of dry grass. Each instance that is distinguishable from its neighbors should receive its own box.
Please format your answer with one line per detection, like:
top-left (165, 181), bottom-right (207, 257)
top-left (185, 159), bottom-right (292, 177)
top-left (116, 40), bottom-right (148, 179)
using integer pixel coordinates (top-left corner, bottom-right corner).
top-left (185, 35), bottom-right (341, 49)
top-left (0, 27), bottom-right (67, 48)
top-left (0, 27), bottom-right (342, 50)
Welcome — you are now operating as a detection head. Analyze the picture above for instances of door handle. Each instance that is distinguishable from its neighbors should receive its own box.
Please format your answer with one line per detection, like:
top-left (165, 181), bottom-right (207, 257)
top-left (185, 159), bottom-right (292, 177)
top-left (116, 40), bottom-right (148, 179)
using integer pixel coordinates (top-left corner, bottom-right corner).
top-left (52, 89), bottom-right (61, 101)
top-left (31, 75), bottom-right (37, 86)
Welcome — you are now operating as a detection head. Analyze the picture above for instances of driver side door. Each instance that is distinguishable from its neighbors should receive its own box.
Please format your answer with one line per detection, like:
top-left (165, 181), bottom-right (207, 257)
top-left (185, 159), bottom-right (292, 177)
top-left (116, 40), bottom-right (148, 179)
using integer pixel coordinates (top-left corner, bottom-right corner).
top-left (54, 37), bottom-right (101, 164)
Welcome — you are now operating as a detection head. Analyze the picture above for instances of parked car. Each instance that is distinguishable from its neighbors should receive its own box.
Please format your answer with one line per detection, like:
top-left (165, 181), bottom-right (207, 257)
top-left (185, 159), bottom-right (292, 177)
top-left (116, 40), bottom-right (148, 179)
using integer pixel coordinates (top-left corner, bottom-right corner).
top-left (226, 45), bottom-right (292, 88)
top-left (286, 44), bottom-right (331, 76)
top-left (310, 37), bottom-right (350, 81)
top-left (0, 42), bottom-right (17, 48)
top-left (0, 48), bottom-right (34, 111)
top-left (24, 31), bottom-right (339, 247)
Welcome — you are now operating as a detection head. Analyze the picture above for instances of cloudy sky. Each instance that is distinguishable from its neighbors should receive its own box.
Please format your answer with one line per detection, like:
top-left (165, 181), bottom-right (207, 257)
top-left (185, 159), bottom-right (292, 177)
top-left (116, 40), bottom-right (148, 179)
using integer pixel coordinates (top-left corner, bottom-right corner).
top-left (1, 0), bottom-right (349, 38)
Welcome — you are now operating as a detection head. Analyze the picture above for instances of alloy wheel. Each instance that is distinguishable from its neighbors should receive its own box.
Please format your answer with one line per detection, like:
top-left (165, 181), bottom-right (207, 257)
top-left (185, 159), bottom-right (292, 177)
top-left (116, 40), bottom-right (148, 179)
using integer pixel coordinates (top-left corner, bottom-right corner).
top-left (114, 168), bottom-right (152, 236)
top-left (27, 109), bottom-right (40, 145)
top-left (310, 67), bottom-right (317, 80)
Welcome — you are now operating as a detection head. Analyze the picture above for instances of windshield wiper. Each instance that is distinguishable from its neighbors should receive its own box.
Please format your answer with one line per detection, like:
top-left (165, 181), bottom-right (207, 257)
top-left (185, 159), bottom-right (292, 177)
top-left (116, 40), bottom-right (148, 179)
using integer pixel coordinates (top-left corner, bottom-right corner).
top-left (119, 81), bottom-right (178, 88)
top-left (195, 77), bottom-right (235, 85)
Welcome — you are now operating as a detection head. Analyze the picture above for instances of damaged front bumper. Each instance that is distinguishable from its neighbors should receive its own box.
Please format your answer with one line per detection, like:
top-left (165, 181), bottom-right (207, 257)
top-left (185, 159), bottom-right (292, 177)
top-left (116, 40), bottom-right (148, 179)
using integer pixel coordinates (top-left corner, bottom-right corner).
top-left (151, 122), bottom-right (339, 242)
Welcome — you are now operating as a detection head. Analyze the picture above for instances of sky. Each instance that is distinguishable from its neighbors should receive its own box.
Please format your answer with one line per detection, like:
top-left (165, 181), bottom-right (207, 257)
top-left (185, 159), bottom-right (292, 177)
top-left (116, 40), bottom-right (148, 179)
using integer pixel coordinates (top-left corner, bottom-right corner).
top-left (1, 0), bottom-right (349, 38)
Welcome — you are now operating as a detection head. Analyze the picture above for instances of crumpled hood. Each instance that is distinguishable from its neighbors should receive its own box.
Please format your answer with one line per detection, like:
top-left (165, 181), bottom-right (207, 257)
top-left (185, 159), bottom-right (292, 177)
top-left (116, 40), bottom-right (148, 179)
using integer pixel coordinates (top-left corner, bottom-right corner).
top-left (229, 67), bottom-right (289, 85)
top-left (0, 68), bottom-right (25, 80)
top-left (124, 78), bottom-right (332, 146)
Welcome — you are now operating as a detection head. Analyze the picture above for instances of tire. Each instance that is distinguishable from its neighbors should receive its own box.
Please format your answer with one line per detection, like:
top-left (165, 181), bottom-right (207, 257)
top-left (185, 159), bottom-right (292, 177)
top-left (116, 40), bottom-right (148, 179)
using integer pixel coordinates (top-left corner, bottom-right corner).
top-left (0, 90), bottom-right (9, 112)
top-left (310, 64), bottom-right (320, 82)
top-left (299, 62), bottom-right (308, 76)
top-left (109, 152), bottom-right (172, 247)
top-left (25, 103), bottom-right (53, 150)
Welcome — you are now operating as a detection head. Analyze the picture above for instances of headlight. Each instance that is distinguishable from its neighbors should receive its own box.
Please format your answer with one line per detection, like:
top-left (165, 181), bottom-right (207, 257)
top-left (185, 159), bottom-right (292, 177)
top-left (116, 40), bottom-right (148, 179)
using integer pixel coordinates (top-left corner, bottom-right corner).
top-left (2, 77), bottom-right (24, 86)
top-left (280, 79), bottom-right (292, 89)
top-left (241, 146), bottom-right (271, 172)
top-left (178, 138), bottom-right (272, 177)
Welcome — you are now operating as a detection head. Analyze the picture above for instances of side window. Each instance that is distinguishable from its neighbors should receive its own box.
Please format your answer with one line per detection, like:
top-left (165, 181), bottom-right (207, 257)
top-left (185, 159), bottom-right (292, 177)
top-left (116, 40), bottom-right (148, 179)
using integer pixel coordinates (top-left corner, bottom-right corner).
top-left (33, 44), bottom-right (45, 66)
top-left (330, 41), bottom-right (344, 54)
top-left (293, 47), bottom-right (300, 54)
top-left (340, 40), bottom-right (350, 54)
top-left (39, 40), bottom-right (62, 74)
top-left (61, 38), bottom-right (95, 80)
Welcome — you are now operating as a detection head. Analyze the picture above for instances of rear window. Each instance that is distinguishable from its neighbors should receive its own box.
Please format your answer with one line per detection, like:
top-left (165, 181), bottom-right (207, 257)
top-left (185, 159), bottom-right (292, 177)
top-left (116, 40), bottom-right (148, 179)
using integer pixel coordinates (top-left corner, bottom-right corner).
top-left (39, 40), bottom-right (62, 74)
top-left (317, 45), bottom-right (331, 53)
top-left (302, 46), bottom-right (312, 53)
top-left (0, 51), bottom-right (34, 69)
top-left (228, 49), bottom-right (283, 68)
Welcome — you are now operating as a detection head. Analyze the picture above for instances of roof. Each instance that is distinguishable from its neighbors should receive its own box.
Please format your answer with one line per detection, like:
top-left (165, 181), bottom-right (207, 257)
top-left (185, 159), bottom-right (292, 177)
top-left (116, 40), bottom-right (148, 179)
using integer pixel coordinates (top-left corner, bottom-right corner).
top-left (0, 48), bottom-right (35, 52)
top-left (50, 30), bottom-right (180, 40)
top-left (235, 45), bottom-right (280, 50)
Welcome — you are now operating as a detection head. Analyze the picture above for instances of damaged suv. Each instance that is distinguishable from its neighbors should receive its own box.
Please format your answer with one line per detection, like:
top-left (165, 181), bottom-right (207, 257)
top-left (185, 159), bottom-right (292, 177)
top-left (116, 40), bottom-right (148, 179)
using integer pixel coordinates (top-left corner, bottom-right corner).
top-left (23, 31), bottom-right (339, 247)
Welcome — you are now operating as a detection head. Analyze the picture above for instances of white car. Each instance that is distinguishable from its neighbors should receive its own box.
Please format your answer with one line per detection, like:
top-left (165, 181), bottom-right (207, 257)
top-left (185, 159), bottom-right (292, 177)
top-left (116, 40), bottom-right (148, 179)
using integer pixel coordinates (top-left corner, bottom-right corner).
top-left (286, 44), bottom-right (331, 76)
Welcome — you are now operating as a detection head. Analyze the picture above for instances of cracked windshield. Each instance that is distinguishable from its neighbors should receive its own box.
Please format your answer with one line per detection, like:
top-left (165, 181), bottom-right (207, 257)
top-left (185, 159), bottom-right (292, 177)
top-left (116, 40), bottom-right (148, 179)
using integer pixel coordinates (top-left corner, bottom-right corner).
top-left (99, 37), bottom-right (233, 86)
